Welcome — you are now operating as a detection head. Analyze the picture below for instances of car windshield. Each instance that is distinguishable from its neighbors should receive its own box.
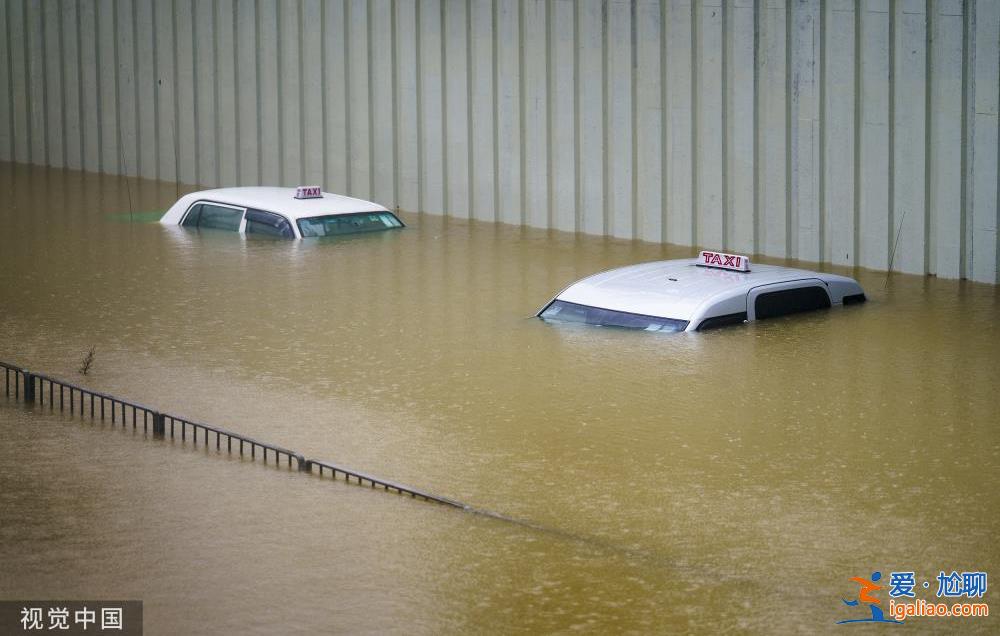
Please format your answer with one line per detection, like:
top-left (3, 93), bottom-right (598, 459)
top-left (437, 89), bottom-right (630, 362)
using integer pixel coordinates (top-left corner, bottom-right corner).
top-left (539, 300), bottom-right (689, 333)
top-left (297, 212), bottom-right (403, 237)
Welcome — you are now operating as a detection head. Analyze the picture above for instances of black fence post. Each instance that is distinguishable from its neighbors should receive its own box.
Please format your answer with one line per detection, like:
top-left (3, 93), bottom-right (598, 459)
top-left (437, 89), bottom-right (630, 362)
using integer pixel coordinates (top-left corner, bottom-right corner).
top-left (152, 412), bottom-right (165, 438)
top-left (22, 371), bottom-right (35, 403)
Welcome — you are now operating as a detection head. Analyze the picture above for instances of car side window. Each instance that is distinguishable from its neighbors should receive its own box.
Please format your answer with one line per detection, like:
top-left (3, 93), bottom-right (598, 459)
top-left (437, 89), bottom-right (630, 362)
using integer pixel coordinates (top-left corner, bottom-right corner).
top-left (754, 286), bottom-right (831, 320)
top-left (197, 204), bottom-right (244, 231)
top-left (696, 312), bottom-right (748, 331)
top-left (245, 209), bottom-right (294, 238)
top-left (181, 204), bottom-right (203, 227)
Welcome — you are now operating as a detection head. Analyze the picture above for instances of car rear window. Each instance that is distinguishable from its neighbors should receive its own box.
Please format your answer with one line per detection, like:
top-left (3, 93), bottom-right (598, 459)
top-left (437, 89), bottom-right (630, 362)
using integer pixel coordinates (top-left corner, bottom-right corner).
top-left (297, 212), bottom-right (404, 237)
top-left (539, 300), bottom-right (688, 332)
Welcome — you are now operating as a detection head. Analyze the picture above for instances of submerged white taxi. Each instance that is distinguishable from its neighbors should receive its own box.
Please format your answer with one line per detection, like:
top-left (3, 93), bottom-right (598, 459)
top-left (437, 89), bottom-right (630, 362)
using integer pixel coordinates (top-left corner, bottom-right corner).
top-left (159, 186), bottom-right (404, 238)
top-left (537, 250), bottom-right (866, 333)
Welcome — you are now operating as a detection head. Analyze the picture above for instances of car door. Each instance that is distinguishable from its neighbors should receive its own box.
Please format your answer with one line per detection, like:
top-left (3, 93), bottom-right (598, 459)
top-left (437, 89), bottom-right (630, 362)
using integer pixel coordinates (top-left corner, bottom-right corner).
top-left (746, 279), bottom-right (832, 322)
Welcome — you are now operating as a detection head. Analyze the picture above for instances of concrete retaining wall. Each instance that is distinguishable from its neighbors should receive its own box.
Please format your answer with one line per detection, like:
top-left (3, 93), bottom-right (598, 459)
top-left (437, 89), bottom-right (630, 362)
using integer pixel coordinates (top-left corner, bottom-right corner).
top-left (1, 0), bottom-right (997, 281)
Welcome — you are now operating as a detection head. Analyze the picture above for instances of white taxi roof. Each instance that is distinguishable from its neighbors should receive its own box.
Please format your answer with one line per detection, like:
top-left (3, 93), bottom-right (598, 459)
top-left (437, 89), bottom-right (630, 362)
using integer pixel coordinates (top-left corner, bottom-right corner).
top-left (546, 257), bottom-right (864, 327)
top-left (159, 187), bottom-right (387, 225)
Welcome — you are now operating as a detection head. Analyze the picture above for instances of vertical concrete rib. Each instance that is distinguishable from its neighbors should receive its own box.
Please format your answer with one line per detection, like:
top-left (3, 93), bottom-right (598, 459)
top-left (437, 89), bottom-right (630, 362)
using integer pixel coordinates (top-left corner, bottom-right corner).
top-left (959, 0), bottom-right (972, 278)
top-left (466, 0), bottom-right (475, 217)
top-left (368, 0), bottom-right (375, 198)
top-left (630, 0), bottom-right (637, 239)
top-left (818, 0), bottom-right (826, 265)
top-left (111, 0), bottom-right (120, 174)
top-left (694, 0), bottom-right (723, 249)
top-left (853, 0), bottom-right (862, 268)
top-left (18, 0), bottom-right (30, 164)
top-left (595, 0), bottom-right (603, 234)
top-left (275, 2), bottom-right (283, 184)
top-left (858, 0), bottom-right (890, 271)
top-left (722, 0), bottom-right (729, 248)
top-left (493, 0), bottom-right (501, 222)
top-left (970, 0), bottom-right (999, 282)
top-left (574, 0), bottom-right (581, 231)
top-left (153, 0), bottom-right (160, 178)
top-left (255, 0), bottom-right (263, 184)
top-left (888, 0), bottom-right (896, 266)
top-left (519, 0), bottom-right (527, 225)
top-left (660, 0), bottom-right (668, 243)
top-left (32, 0), bottom-right (47, 165)
top-left (470, 0), bottom-right (496, 221)
top-left (752, 0), bottom-right (760, 254)
top-left (728, 0), bottom-right (755, 255)
top-left (3, 2), bottom-right (13, 160)
top-left (233, 1), bottom-right (240, 183)
top-left (691, 0), bottom-right (699, 245)
top-left (191, 0), bottom-right (200, 183)
top-left (576, 0), bottom-right (602, 234)
top-left (440, 0), bottom-right (448, 214)
top-left (924, 0), bottom-right (932, 273)
top-left (173, 0), bottom-right (181, 184)
top-left (319, 0), bottom-right (326, 188)
top-left (57, 2), bottom-right (67, 167)
top-left (344, 0), bottom-right (352, 193)
top-left (213, 0), bottom-right (221, 185)
top-left (415, 0), bottom-right (423, 211)
top-left (298, 0), bottom-right (305, 186)
top-left (546, 0), bottom-right (553, 228)
top-left (784, 0), bottom-right (792, 257)
top-left (391, 0), bottom-right (399, 208)
top-left (77, 0), bottom-right (86, 170)
top-left (133, 0), bottom-right (141, 177)
top-left (635, 0), bottom-right (662, 242)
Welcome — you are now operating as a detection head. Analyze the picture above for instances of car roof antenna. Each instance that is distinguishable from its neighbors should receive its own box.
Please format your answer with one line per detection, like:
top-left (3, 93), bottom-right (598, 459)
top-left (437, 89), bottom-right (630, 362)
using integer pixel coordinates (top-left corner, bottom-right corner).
top-left (117, 118), bottom-right (134, 223)
top-left (883, 209), bottom-right (906, 289)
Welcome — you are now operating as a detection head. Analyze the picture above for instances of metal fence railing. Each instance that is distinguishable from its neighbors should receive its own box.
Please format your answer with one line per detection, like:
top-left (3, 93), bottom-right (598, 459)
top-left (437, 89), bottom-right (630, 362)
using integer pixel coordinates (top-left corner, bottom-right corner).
top-left (2, 360), bottom-right (468, 510)
top-left (306, 459), bottom-right (469, 506)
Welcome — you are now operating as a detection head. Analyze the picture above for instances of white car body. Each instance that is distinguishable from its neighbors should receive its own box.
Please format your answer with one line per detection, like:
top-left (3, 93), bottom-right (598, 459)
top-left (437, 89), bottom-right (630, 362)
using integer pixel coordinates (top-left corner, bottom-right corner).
top-left (159, 186), bottom-right (403, 239)
top-left (538, 253), bottom-right (866, 332)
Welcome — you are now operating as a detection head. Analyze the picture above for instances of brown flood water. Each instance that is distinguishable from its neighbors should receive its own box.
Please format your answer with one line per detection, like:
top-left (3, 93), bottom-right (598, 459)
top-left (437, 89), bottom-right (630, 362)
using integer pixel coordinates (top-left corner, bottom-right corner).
top-left (1, 161), bottom-right (998, 634)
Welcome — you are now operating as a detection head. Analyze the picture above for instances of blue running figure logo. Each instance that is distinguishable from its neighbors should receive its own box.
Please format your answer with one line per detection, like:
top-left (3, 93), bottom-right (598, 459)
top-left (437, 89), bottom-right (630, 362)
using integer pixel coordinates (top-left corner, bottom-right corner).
top-left (837, 571), bottom-right (903, 625)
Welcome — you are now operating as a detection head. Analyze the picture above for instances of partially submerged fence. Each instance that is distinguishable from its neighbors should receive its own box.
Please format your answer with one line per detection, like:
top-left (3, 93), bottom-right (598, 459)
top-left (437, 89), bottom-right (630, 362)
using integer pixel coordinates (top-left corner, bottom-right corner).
top-left (1, 360), bottom-right (468, 510)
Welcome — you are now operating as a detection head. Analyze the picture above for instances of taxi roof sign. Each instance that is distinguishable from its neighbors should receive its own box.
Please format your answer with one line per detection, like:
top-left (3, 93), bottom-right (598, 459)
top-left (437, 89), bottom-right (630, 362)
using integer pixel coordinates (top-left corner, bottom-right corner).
top-left (696, 250), bottom-right (751, 272)
top-left (294, 185), bottom-right (323, 199)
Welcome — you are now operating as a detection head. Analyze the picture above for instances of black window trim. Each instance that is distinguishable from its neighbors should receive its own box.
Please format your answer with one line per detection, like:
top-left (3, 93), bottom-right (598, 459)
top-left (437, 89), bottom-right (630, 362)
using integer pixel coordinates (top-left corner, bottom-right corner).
top-left (695, 312), bottom-right (748, 331)
top-left (180, 199), bottom-right (250, 230)
top-left (244, 207), bottom-right (296, 238)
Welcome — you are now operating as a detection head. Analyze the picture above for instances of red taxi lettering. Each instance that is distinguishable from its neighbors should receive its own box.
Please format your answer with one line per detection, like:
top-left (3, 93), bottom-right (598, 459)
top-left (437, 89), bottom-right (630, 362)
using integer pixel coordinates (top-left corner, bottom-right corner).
top-left (295, 185), bottom-right (323, 199)
top-left (697, 250), bottom-right (750, 272)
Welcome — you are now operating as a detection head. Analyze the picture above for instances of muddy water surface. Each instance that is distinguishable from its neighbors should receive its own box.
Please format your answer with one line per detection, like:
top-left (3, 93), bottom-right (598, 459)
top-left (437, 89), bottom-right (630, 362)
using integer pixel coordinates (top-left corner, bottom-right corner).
top-left (1, 162), bottom-right (998, 633)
